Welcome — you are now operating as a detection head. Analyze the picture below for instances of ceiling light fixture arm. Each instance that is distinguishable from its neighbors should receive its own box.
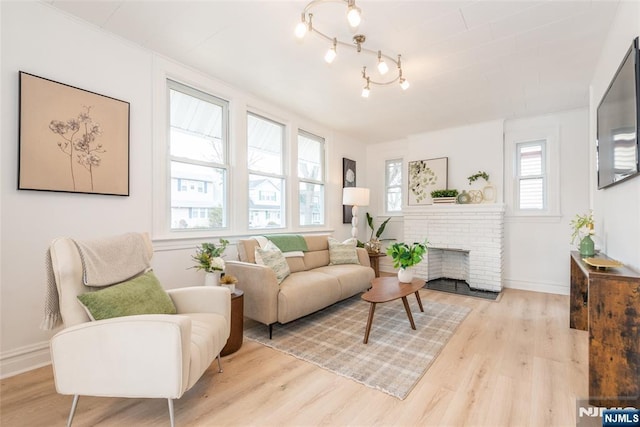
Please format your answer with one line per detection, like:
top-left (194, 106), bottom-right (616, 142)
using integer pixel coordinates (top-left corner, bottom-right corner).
top-left (296, 0), bottom-right (408, 92)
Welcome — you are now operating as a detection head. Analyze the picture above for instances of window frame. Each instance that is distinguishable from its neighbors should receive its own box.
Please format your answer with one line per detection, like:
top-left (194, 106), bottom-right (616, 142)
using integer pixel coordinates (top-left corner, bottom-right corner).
top-left (384, 158), bottom-right (403, 214)
top-left (166, 79), bottom-right (230, 233)
top-left (247, 111), bottom-right (287, 230)
top-left (504, 125), bottom-right (560, 219)
top-left (297, 129), bottom-right (326, 227)
top-left (515, 140), bottom-right (546, 211)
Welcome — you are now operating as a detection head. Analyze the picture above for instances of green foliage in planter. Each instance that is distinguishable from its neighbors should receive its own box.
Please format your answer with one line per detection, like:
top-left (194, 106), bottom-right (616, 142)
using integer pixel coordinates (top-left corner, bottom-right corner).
top-left (430, 189), bottom-right (459, 198)
top-left (366, 212), bottom-right (391, 240)
top-left (386, 240), bottom-right (429, 269)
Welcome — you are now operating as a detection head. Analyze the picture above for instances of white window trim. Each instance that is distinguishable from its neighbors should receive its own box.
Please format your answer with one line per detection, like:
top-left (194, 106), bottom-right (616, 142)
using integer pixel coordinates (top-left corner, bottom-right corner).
top-left (152, 57), bottom-right (239, 240)
top-left (504, 126), bottom-right (561, 219)
top-left (152, 56), bottom-right (336, 242)
top-left (297, 129), bottom-right (326, 228)
top-left (247, 111), bottom-right (288, 231)
top-left (384, 158), bottom-right (403, 215)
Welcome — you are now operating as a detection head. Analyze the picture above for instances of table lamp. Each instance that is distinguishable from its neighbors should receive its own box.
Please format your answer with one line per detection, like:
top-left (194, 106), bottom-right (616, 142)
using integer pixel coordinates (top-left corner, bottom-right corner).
top-left (342, 187), bottom-right (370, 239)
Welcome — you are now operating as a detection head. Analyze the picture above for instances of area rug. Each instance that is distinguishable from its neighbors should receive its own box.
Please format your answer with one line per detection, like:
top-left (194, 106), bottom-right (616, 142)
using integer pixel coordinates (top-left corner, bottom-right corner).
top-left (244, 290), bottom-right (470, 399)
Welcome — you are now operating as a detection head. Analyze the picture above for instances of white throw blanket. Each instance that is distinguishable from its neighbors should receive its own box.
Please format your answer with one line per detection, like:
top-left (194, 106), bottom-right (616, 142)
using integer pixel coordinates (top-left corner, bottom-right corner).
top-left (41, 233), bottom-right (151, 330)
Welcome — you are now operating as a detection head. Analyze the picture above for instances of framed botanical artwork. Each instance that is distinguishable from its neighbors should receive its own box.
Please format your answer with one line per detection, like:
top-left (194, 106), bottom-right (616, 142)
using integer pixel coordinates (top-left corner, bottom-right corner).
top-left (18, 72), bottom-right (130, 196)
top-left (342, 157), bottom-right (356, 223)
top-left (408, 157), bottom-right (448, 205)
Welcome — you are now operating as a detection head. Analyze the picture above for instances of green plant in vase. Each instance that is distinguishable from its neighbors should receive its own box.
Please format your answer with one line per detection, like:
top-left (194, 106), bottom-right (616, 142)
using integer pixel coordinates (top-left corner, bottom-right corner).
top-left (386, 240), bottom-right (428, 282)
top-left (365, 212), bottom-right (391, 254)
top-left (570, 211), bottom-right (595, 257)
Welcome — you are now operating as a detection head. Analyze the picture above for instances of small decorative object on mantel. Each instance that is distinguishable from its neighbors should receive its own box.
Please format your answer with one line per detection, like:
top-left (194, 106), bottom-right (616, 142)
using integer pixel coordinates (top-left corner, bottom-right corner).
top-left (365, 212), bottom-right (391, 254)
top-left (457, 190), bottom-right (470, 204)
top-left (191, 239), bottom-right (230, 286)
top-left (467, 170), bottom-right (495, 203)
top-left (219, 274), bottom-right (238, 293)
top-left (430, 189), bottom-right (459, 204)
top-left (387, 240), bottom-right (428, 283)
top-left (570, 211), bottom-right (595, 257)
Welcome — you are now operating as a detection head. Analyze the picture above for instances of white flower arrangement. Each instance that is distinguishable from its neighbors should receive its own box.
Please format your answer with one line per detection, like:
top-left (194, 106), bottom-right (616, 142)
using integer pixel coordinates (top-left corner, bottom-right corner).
top-left (209, 257), bottom-right (225, 272)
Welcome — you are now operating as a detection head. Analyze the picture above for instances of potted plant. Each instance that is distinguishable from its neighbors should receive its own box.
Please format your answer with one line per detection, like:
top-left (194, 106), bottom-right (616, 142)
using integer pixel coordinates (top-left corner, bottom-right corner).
top-left (191, 239), bottom-right (229, 285)
top-left (219, 273), bottom-right (238, 293)
top-left (386, 240), bottom-right (428, 282)
top-left (430, 189), bottom-right (458, 204)
top-left (570, 211), bottom-right (595, 256)
top-left (365, 212), bottom-right (391, 254)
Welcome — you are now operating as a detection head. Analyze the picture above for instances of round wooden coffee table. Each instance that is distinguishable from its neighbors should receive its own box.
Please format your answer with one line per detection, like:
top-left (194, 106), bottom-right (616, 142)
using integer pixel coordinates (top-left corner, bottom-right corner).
top-left (361, 277), bottom-right (424, 344)
top-left (221, 290), bottom-right (244, 356)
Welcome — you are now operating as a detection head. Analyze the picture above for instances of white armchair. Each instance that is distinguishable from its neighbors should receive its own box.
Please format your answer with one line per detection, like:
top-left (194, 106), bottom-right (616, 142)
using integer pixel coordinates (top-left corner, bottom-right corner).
top-left (47, 234), bottom-right (230, 427)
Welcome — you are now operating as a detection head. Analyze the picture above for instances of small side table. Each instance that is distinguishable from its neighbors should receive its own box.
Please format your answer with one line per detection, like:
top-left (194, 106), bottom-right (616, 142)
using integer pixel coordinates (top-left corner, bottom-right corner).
top-left (221, 290), bottom-right (244, 356)
top-left (368, 253), bottom-right (387, 278)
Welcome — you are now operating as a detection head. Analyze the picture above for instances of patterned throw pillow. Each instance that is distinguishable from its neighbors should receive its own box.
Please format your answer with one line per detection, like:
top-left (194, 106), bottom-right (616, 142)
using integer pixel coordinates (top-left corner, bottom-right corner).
top-left (255, 245), bottom-right (291, 285)
top-left (328, 237), bottom-right (360, 265)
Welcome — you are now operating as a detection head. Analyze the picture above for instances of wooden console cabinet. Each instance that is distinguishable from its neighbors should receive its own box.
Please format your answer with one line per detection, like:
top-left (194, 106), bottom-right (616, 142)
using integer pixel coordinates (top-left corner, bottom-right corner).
top-left (569, 251), bottom-right (640, 407)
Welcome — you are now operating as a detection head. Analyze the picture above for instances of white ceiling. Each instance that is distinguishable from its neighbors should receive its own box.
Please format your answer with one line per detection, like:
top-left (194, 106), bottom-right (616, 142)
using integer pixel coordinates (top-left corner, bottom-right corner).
top-left (47, 0), bottom-right (621, 144)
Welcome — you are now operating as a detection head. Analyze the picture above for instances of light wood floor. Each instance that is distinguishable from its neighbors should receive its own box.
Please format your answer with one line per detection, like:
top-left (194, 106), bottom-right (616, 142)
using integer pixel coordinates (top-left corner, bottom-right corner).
top-left (0, 288), bottom-right (588, 426)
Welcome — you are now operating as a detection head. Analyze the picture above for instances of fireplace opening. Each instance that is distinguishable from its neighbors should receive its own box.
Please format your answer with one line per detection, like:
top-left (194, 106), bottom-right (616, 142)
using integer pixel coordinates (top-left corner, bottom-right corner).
top-left (425, 248), bottom-right (500, 300)
top-left (426, 278), bottom-right (500, 300)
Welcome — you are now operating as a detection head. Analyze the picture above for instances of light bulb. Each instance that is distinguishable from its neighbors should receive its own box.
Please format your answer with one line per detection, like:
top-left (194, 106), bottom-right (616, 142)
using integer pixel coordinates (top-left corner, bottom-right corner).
top-left (295, 21), bottom-right (307, 39)
top-left (361, 86), bottom-right (370, 98)
top-left (347, 6), bottom-right (361, 28)
top-left (377, 60), bottom-right (389, 75)
top-left (400, 78), bottom-right (410, 90)
top-left (324, 47), bottom-right (336, 63)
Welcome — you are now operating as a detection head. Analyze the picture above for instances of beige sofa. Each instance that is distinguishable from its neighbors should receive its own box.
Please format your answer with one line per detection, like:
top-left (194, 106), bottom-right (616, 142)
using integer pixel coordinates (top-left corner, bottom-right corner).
top-left (225, 235), bottom-right (374, 337)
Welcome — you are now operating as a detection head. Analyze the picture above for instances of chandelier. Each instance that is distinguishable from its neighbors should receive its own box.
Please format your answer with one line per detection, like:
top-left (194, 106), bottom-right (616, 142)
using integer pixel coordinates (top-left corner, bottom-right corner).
top-left (294, 0), bottom-right (409, 98)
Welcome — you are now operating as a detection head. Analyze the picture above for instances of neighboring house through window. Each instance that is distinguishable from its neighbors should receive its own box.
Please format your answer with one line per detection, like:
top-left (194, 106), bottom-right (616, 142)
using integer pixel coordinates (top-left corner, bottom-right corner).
top-left (248, 112), bottom-right (286, 229)
top-left (168, 80), bottom-right (228, 230)
top-left (298, 130), bottom-right (325, 226)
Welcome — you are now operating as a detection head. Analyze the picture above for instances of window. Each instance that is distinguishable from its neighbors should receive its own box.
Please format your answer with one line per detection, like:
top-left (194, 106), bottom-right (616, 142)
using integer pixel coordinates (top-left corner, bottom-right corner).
top-left (248, 113), bottom-right (286, 229)
top-left (168, 80), bottom-right (228, 230)
top-left (516, 140), bottom-right (545, 210)
top-left (298, 130), bottom-right (325, 226)
top-left (385, 159), bottom-right (402, 212)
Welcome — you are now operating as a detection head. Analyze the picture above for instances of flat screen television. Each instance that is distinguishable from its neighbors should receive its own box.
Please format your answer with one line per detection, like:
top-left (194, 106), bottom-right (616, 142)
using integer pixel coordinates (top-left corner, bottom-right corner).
top-left (596, 37), bottom-right (640, 189)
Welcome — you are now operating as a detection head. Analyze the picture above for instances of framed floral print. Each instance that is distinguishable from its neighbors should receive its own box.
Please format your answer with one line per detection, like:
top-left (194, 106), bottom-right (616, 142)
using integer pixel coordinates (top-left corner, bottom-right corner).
top-left (18, 71), bottom-right (130, 196)
top-left (408, 157), bottom-right (448, 205)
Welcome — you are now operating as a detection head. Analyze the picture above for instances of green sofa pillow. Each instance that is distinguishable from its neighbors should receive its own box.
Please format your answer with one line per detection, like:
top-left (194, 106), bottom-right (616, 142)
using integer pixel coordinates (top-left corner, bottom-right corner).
top-left (77, 270), bottom-right (176, 321)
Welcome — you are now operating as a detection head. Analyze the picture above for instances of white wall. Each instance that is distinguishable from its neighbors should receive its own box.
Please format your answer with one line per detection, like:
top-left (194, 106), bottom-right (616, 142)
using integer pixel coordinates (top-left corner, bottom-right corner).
top-left (0, 1), bottom-right (365, 377)
top-left (589, 1), bottom-right (640, 270)
top-left (503, 109), bottom-right (589, 294)
top-left (366, 121), bottom-right (504, 273)
top-left (366, 110), bottom-right (591, 295)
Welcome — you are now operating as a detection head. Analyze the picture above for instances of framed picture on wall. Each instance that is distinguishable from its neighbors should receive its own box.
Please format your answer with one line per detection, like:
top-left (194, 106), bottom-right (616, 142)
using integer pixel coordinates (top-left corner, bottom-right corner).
top-left (342, 157), bottom-right (356, 223)
top-left (18, 71), bottom-right (130, 196)
top-left (408, 157), bottom-right (448, 205)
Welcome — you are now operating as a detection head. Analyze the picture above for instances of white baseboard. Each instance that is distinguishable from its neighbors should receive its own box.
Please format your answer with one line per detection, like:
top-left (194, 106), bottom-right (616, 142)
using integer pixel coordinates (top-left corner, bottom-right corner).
top-left (503, 278), bottom-right (569, 295)
top-left (0, 341), bottom-right (51, 379)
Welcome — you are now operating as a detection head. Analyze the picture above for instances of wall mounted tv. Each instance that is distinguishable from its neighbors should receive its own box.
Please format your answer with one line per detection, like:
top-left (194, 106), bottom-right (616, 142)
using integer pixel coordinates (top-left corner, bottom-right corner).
top-left (596, 37), bottom-right (640, 189)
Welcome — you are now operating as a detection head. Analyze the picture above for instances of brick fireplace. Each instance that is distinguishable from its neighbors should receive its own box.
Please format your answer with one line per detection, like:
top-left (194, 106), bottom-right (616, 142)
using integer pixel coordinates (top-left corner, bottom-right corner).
top-left (403, 204), bottom-right (505, 292)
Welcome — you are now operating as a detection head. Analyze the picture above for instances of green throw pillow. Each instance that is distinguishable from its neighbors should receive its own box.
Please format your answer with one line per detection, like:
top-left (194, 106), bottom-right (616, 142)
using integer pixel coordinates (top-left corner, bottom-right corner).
top-left (255, 246), bottom-right (290, 285)
top-left (77, 270), bottom-right (176, 321)
top-left (328, 237), bottom-right (360, 265)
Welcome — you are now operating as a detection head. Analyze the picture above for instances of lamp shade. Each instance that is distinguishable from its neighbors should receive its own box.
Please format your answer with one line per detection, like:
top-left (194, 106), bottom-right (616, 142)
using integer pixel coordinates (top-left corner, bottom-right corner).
top-left (343, 187), bottom-right (370, 206)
